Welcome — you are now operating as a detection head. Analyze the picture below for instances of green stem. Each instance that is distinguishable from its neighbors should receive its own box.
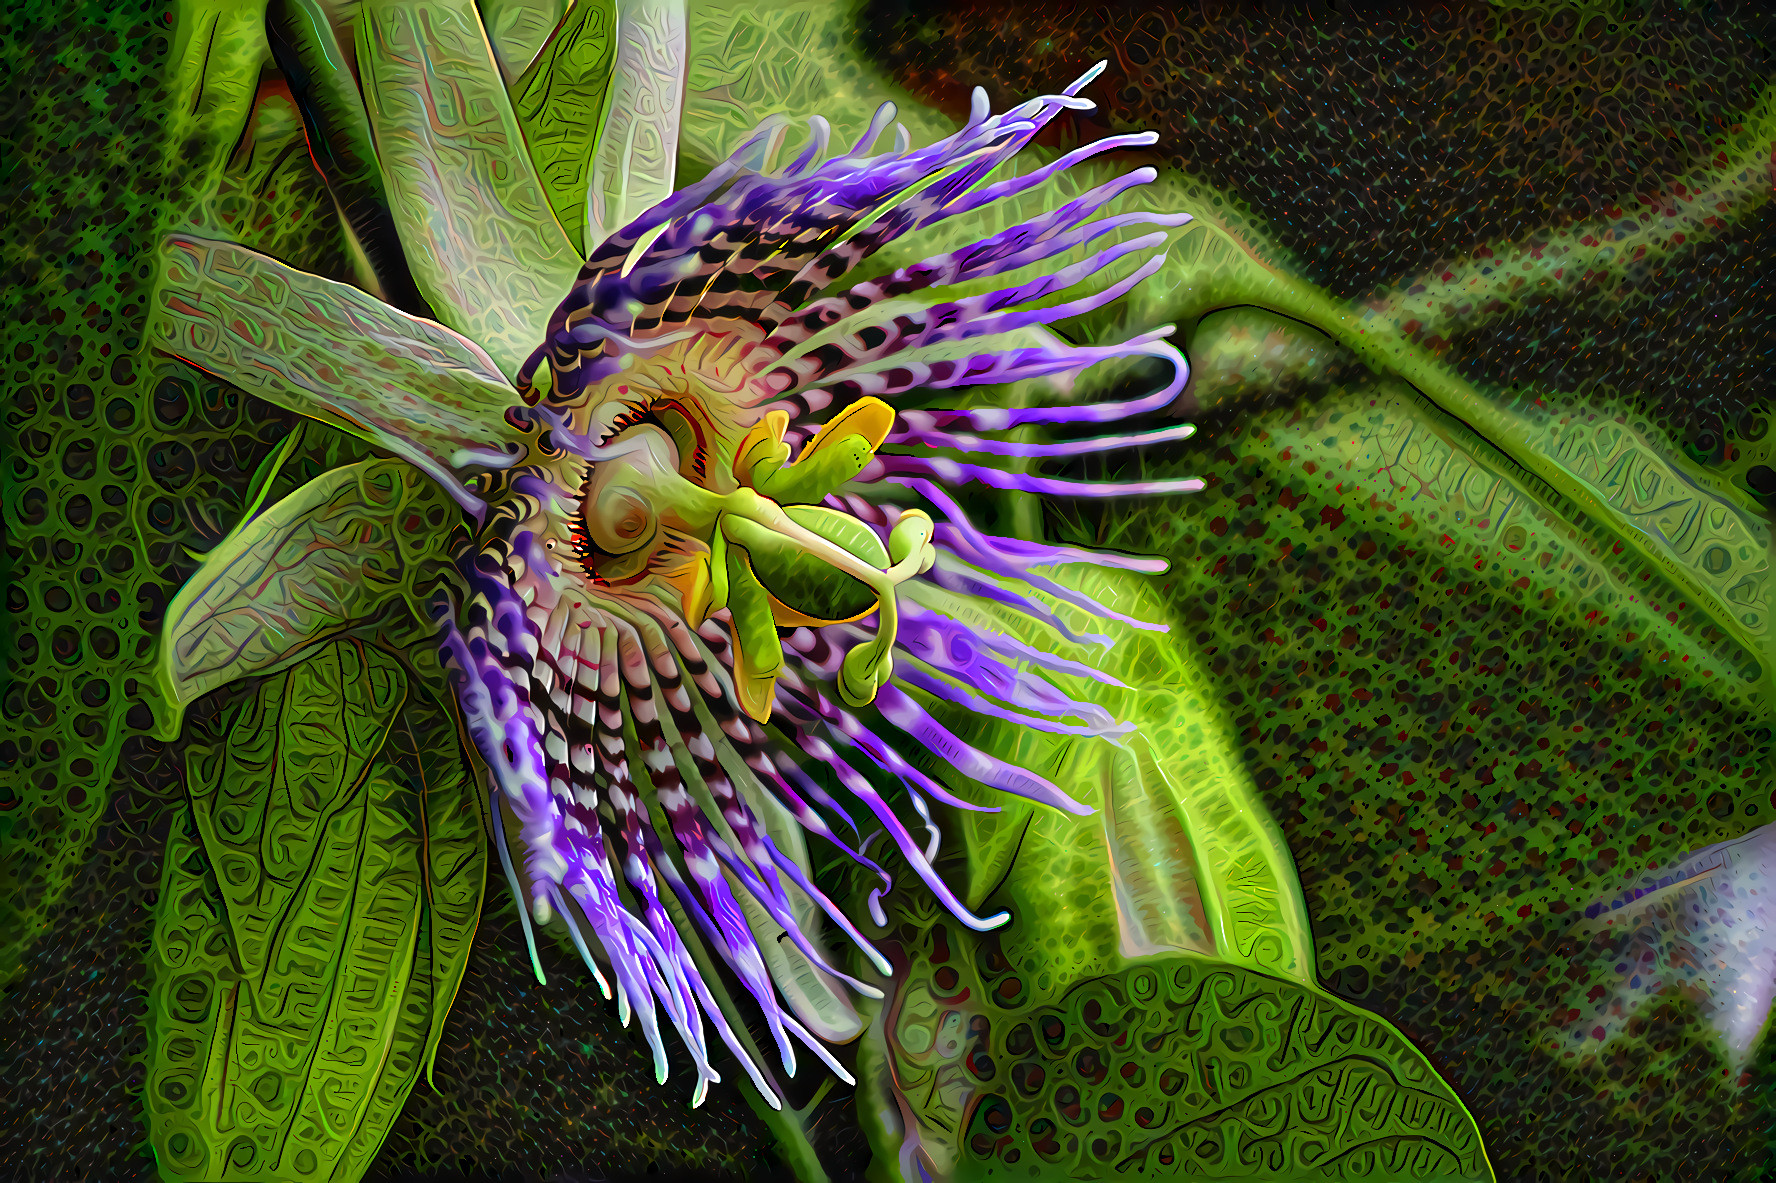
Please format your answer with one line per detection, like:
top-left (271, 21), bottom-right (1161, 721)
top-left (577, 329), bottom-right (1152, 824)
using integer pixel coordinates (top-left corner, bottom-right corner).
top-left (1158, 240), bottom-right (1772, 686)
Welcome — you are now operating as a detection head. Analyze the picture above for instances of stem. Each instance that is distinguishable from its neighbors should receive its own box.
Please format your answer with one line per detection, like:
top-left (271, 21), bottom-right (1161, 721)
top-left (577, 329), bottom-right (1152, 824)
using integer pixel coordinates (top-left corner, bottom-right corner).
top-left (1162, 236), bottom-right (1772, 686)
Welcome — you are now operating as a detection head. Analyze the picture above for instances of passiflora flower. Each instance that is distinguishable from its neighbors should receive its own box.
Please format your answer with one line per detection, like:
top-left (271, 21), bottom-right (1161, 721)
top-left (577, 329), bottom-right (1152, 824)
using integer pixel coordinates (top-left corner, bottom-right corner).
top-left (151, 42), bottom-right (1201, 1107)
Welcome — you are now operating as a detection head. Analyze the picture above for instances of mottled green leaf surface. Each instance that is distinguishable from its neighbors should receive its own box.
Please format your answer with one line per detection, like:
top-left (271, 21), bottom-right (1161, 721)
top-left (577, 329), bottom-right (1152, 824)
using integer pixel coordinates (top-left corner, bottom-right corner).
top-left (146, 643), bottom-right (485, 1181)
top-left (855, 565), bottom-right (1489, 1182)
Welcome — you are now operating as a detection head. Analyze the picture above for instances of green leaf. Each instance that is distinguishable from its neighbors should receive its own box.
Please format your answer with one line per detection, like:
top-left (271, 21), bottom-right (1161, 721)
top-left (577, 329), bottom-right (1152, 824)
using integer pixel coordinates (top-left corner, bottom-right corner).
top-left (896, 955), bottom-right (1493, 1183)
top-left (510, 0), bottom-right (619, 257)
top-left (383, 670), bottom-right (486, 1085)
top-left (146, 642), bottom-right (487, 1182)
top-left (1071, 162), bottom-right (1773, 683)
top-left (188, 644), bottom-right (407, 987)
top-left (356, 0), bottom-right (584, 377)
top-left (154, 459), bottom-right (463, 739)
top-left (150, 235), bottom-right (527, 490)
top-left (858, 564), bottom-right (1492, 1182)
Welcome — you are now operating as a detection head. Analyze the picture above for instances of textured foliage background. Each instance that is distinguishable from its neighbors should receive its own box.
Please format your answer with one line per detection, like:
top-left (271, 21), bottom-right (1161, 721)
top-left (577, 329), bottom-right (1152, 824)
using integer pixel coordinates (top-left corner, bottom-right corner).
top-left (858, 2), bottom-right (1775, 1178)
top-left (3, 0), bottom-right (1773, 1180)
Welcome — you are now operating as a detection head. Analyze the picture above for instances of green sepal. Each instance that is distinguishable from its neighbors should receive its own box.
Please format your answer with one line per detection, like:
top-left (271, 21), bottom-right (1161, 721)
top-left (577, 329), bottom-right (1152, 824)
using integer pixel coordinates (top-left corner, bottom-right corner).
top-left (510, 0), bottom-right (619, 257)
top-left (154, 459), bottom-right (465, 741)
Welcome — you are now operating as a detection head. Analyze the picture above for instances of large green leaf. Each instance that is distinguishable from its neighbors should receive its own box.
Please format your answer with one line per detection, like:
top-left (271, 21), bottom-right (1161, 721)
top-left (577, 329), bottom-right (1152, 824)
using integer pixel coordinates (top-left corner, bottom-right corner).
top-left (384, 645), bottom-right (488, 1086)
top-left (146, 643), bottom-right (486, 1182)
top-left (854, 564), bottom-right (1492, 1182)
top-left (862, 953), bottom-right (1493, 1183)
top-left (153, 459), bottom-right (463, 739)
top-left (355, 0), bottom-right (583, 376)
top-left (187, 643), bottom-right (407, 986)
top-left (1127, 207), bottom-right (1772, 677)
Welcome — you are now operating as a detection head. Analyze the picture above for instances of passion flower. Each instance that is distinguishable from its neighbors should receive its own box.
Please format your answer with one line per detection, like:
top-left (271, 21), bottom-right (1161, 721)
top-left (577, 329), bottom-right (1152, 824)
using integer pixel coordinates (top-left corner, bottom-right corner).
top-left (153, 61), bottom-right (1201, 1107)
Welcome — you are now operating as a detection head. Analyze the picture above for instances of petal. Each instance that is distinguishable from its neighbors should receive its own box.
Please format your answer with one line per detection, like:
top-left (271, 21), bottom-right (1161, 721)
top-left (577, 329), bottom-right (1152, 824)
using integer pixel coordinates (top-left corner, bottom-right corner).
top-left (153, 460), bottom-right (457, 738)
top-left (356, 0), bottom-right (583, 375)
top-left (151, 235), bottom-right (527, 501)
top-left (481, 0), bottom-right (569, 80)
top-left (585, 0), bottom-right (689, 251)
top-left (511, 0), bottom-right (620, 256)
